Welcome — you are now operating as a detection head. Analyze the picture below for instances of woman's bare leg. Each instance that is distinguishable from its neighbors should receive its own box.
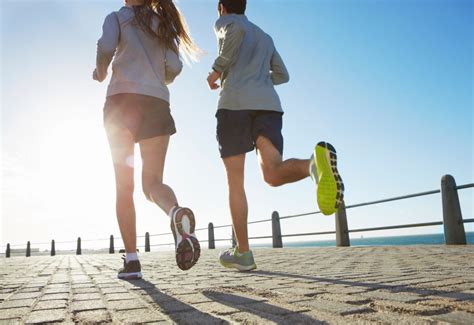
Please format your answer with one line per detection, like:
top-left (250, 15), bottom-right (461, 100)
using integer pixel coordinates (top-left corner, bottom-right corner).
top-left (106, 127), bottom-right (137, 253)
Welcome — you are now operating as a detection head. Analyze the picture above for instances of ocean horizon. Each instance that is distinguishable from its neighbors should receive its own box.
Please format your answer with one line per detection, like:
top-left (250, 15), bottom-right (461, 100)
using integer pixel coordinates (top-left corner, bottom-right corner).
top-left (252, 232), bottom-right (474, 249)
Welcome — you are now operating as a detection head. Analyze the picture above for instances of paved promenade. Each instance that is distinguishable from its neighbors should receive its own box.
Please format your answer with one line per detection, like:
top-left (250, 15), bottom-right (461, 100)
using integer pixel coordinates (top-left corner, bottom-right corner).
top-left (1, 246), bottom-right (473, 324)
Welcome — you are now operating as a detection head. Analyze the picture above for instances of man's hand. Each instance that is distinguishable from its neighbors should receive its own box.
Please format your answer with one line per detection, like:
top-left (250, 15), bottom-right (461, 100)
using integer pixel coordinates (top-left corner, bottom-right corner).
top-left (207, 70), bottom-right (221, 90)
top-left (92, 69), bottom-right (100, 81)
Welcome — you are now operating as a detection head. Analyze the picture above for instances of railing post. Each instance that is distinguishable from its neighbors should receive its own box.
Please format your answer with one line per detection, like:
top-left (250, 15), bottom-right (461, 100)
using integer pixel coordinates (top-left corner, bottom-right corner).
top-left (335, 201), bottom-right (350, 247)
top-left (26, 241), bottom-right (31, 257)
top-left (51, 240), bottom-right (56, 256)
top-left (272, 211), bottom-right (283, 248)
top-left (441, 175), bottom-right (466, 245)
top-left (208, 223), bottom-right (215, 249)
top-left (145, 232), bottom-right (150, 252)
top-left (231, 229), bottom-right (236, 248)
top-left (109, 235), bottom-right (114, 254)
top-left (6, 244), bottom-right (10, 258)
top-left (76, 237), bottom-right (82, 255)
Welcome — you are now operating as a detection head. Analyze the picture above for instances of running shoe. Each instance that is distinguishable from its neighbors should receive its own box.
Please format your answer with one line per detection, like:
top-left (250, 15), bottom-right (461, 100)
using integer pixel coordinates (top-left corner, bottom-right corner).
top-left (170, 207), bottom-right (200, 270)
top-left (312, 142), bottom-right (345, 215)
top-left (219, 247), bottom-right (257, 271)
top-left (117, 256), bottom-right (142, 280)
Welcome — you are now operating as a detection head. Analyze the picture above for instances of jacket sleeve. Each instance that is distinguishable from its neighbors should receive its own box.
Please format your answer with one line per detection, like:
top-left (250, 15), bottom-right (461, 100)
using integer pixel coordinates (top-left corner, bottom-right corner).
top-left (270, 49), bottom-right (290, 85)
top-left (95, 13), bottom-right (120, 82)
top-left (164, 48), bottom-right (183, 85)
top-left (212, 22), bottom-right (245, 73)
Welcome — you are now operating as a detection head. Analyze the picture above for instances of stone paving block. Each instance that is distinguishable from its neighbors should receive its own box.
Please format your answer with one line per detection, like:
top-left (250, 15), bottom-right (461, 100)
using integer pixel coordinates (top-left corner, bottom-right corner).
top-left (24, 309), bottom-right (66, 324)
top-left (73, 309), bottom-right (111, 323)
top-left (243, 301), bottom-right (310, 316)
top-left (227, 311), bottom-right (283, 324)
top-left (97, 287), bottom-right (127, 294)
top-left (419, 298), bottom-right (474, 313)
top-left (104, 293), bottom-right (136, 301)
top-left (72, 283), bottom-right (93, 289)
top-left (293, 298), bottom-right (373, 316)
top-left (7, 292), bottom-right (42, 300)
top-left (40, 293), bottom-right (68, 301)
top-left (192, 301), bottom-right (240, 316)
top-left (168, 310), bottom-right (228, 324)
top-left (140, 292), bottom-right (175, 304)
top-left (0, 320), bottom-right (23, 325)
top-left (178, 293), bottom-right (214, 305)
top-left (71, 299), bottom-right (106, 312)
top-left (0, 299), bottom-right (36, 309)
top-left (356, 310), bottom-right (435, 324)
top-left (359, 290), bottom-right (424, 303)
top-left (33, 299), bottom-right (67, 310)
top-left (317, 293), bottom-right (372, 305)
top-left (203, 291), bottom-right (268, 306)
top-left (371, 300), bottom-right (447, 316)
top-left (430, 311), bottom-right (474, 324)
top-left (437, 291), bottom-right (474, 301)
top-left (112, 308), bottom-right (167, 323)
top-left (71, 287), bottom-right (100, 294)
top-left (72, 293), bottom-right (102, 301)
top-left (0, 307), bottom-right (30, 320)
top-left (17, 288), bottom-right (41, 294)
top-left (43, 287), bottom-right (71, 294)
top-left (272, 286), bottom-right (325, 297)
top-left (43, 284), bottom-right (69, 290)
top-left (107, 299), bottom-right (149, 311)
top-left (154, 299), bottom-right (196, 314)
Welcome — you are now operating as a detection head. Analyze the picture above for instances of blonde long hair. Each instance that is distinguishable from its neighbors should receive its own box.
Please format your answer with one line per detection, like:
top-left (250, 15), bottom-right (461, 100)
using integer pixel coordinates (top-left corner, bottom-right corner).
top-left (133, 0), bottom-right (201, 62)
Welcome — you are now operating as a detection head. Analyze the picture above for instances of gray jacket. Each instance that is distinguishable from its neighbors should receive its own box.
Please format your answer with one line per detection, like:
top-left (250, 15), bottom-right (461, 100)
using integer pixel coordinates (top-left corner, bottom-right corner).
top-left (213, 14), bottom-right (289, 112)
top-left (96, 6), bottom-right (183, 102)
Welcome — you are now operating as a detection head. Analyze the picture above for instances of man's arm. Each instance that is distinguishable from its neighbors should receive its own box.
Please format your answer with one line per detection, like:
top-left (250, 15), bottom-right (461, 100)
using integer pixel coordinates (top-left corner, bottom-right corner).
top-left (212, 22), bottom-right (245, 74)
top-left (94, 13), bottom-right (120, 82)
top-left (270, 49), bottom-right (290, 85)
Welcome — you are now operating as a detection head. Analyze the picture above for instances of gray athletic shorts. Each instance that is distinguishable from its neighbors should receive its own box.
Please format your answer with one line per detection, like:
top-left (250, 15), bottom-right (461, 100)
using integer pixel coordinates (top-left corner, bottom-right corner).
top-left (103, 94), bottom-right (176, 143)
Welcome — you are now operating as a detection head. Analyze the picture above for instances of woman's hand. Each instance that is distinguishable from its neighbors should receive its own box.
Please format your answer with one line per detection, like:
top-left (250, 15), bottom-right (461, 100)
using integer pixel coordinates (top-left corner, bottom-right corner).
top-left (207, 70), bottom-right (221, 90)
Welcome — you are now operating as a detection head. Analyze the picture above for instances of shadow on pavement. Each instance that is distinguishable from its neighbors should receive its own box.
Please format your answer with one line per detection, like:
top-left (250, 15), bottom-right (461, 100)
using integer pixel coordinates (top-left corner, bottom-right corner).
top-left (202, 289), bottom-right (323, 324)
top-left (253, 270), bottom-right (474, 301)
top-left (125, 279), bottom-right (229, 324)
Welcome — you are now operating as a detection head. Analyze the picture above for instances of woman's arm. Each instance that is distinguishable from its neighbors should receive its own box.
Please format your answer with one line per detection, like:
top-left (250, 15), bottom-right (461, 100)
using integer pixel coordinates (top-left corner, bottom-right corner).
top-left (164, 48), bottom-right (183, 85)
top-left (94, 13), bottom-right (120, 82)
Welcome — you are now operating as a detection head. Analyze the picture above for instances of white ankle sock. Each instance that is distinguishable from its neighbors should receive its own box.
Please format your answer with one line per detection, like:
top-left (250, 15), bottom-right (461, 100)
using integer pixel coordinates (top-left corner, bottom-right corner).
top-left (126, 252), bottom-right (138, 263)
top-left (168, 205), bottom-right (179, 218)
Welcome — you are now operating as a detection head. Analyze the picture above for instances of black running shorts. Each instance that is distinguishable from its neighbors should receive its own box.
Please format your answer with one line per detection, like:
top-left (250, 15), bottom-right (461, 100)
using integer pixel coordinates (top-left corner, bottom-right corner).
top-left (215, 109), bottom-right (284, 158)
top-left (103, 94), bottom-right (176, 143)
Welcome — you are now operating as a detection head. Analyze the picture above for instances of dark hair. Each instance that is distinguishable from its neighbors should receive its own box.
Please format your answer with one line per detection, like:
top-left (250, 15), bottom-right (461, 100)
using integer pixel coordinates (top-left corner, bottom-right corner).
top-left (133, 0), bottom-right (200, 61)
top-left (219, 0), bottom-right (247, 15)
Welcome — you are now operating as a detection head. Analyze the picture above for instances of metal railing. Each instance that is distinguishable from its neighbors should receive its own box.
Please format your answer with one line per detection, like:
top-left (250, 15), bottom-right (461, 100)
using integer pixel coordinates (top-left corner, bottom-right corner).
top-left (2, 174), bottom-right (473, 257)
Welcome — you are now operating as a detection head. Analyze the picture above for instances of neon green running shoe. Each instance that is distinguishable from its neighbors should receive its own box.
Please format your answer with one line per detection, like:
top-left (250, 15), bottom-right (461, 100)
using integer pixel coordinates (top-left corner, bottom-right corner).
top-left (312, 142), bottom-right (344, 215)
top-left (219, 248), bottom-right (257, 271)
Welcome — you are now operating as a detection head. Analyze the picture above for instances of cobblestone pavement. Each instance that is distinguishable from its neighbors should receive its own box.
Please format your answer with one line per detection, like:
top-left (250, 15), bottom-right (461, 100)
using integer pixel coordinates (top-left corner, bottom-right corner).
top-left (1, 246), bottom-right (474, 324)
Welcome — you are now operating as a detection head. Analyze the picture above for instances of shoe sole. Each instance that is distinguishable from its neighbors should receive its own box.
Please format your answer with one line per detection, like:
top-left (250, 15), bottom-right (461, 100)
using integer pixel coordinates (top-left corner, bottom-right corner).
top-left (117, 272), bottom-right (142, 280)
top-left (315, 142), bottom-right (344, 215)
top-left (171, 208), bottom-right (201, 271)
top-left (220, 260), bottom-right (257, 272)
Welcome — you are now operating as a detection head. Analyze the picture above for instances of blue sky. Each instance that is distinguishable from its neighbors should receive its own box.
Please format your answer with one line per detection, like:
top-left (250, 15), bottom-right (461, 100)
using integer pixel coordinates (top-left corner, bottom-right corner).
top-left (1, 0), bottom-right (472, 251)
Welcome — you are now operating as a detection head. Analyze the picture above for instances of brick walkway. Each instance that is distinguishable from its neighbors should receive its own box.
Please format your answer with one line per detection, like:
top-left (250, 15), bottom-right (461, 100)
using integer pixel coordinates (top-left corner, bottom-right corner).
top-left (1, 246), bottom-right (473, 324)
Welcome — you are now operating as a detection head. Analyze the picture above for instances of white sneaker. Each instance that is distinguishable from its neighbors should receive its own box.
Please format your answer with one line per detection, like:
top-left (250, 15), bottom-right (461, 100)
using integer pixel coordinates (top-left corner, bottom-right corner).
top-left (169, 207), bottom-right (200, 270)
